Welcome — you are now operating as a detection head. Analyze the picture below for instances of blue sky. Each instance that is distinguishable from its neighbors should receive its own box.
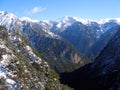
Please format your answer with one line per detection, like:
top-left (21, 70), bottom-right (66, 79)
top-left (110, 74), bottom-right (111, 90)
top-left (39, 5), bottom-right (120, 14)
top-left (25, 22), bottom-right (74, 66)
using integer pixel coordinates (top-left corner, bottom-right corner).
top-left (0, 0), bottom-right (120, 20)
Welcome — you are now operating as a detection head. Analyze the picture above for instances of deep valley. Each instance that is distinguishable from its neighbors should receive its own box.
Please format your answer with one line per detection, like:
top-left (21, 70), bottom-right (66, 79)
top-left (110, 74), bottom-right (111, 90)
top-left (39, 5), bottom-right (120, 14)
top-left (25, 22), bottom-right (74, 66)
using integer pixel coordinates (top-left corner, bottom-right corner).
top-left (0, 11), bottom-right (120, 90)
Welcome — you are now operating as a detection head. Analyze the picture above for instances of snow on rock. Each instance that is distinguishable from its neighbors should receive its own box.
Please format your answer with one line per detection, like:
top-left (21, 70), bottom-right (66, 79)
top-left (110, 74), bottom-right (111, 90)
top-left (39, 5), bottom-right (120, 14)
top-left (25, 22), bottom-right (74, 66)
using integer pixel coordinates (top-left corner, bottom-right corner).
top-left (6, 78), bottom-right (16, 86)
top-left (0, 40), bottom-right (16, 88)
top-left (0, 72), bottom-right (6, 79)
top-left (0, 67), bottom-right (16, 88)
top-left (0, 47), bottom-right (16, 67)
top-left (25, 45), bottom-right (42, 64)
top-left (9, 32), bottom-right (22, 42)
top-left (56, 16), bottom-right (76, 30)
top-left (73, 17), bottom-right (90, 25)
top-left (26, 45), bottom-right (32, 51)
top-left (1, 55), bottom-right (11, 66)
top-left (2, 55), bottom-right (9, 60)
top-left (44, 30), bottom-right (60, 39)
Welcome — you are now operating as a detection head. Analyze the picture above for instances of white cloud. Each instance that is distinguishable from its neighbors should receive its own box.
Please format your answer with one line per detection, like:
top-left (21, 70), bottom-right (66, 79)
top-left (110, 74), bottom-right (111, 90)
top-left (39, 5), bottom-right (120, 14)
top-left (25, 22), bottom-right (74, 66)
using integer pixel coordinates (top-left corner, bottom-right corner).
top-left (26, 6), bottom-right (46, 15)
top-left (31, 6), bottom-right (46, 14)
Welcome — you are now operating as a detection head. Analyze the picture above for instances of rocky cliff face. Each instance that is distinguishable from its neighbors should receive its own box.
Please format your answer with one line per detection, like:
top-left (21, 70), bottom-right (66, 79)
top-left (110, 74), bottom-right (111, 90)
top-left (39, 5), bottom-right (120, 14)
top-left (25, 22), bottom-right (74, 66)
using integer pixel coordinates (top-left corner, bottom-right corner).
top-left (0, 26), bottom-right (72, 90)
top-left (60, 28), bottom-right (120, 90)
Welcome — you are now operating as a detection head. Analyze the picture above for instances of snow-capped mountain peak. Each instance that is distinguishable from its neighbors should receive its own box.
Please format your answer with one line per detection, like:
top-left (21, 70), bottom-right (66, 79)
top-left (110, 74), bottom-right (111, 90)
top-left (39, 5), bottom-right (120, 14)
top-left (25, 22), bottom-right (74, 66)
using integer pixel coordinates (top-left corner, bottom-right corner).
top-left (58, 16), bottom-right (91, 25)
top-left (57, 16), bottom-right (76, 23)
top-left (20, 17), bottom-right (39, 22)
top-left (56, 16), bottom-right (76, 30)
top-left (0, 11), bottom-right (17, 21)
top-left (0, 11), bottom-right (18, 30)
top-left (97, 18), bottom-right (120, 25)
top-left (72, 17), bottom-right (90, 25)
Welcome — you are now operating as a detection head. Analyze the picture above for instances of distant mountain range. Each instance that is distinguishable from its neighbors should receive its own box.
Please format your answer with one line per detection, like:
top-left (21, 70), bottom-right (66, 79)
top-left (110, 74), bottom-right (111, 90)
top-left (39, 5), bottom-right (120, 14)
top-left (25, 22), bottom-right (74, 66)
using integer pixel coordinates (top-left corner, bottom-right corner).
top-left (0, 11), bottom-right (120, 72)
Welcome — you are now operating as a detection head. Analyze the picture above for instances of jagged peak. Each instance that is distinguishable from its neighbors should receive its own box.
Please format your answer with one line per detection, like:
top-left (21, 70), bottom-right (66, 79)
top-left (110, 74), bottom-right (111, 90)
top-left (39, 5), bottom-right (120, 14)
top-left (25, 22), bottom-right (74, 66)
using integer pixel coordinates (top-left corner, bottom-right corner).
top-left (0, 11), bottom-right (17, 18)
top-left (57, 16), bottom-right (77, 23)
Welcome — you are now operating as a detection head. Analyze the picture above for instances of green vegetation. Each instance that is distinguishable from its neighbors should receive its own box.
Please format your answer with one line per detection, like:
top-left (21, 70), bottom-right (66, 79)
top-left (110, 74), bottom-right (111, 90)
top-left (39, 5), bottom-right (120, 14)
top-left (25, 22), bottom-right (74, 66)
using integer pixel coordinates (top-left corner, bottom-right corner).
top-left (0, 77), bottom-right (10, 90)
top-left (0, 25), bottom-right (74, 90)
top-left (0, 26), bottom-right (8, 40)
